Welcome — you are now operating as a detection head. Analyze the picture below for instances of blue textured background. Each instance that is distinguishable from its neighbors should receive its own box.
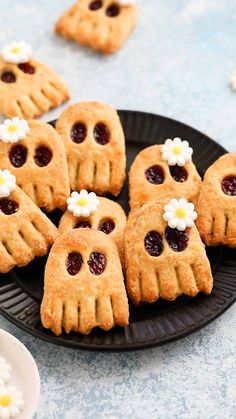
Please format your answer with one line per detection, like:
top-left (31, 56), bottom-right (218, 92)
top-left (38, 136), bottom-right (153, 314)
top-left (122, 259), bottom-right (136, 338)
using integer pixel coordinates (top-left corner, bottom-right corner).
top-left (0, 0), bottom-right (236, 418)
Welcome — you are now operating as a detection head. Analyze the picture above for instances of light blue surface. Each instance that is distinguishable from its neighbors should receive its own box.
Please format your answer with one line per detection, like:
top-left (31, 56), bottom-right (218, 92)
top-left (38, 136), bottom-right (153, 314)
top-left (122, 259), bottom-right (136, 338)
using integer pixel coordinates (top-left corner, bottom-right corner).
top-left (0, 1), bottom-right (236, 418)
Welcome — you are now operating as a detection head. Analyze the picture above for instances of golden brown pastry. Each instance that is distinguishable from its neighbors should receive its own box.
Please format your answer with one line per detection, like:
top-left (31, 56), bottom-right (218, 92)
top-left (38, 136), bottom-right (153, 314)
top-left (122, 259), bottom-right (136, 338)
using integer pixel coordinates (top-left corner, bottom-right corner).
top-left (55, 0), bottom-right (138, 54)
top-left (196, 153), bottom-right (236, 247)
top-left (125, 199), bottom-right (213, 305)
top-left (129, 140), bottom-right (202, 211)
top-left (0, 41), bottom-right (69, 118)
top-left (56, 101), bottom-right (126, 196)
top-left (0, 119), bottom-right (70, 212)
top-left (41, 229), bottom-right (129, 336)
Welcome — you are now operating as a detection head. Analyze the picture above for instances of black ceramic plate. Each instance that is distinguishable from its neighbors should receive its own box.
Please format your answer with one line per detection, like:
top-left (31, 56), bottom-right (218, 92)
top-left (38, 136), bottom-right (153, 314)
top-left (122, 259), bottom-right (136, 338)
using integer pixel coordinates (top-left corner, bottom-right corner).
top-left (0, 110), bottom-right (235, 351)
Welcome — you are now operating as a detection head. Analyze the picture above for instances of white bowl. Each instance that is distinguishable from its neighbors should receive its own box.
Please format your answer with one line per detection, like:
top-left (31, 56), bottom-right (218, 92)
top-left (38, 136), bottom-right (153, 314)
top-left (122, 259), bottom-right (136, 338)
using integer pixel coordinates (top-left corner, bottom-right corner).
top-left (0, 329), bottom-right (40, 419)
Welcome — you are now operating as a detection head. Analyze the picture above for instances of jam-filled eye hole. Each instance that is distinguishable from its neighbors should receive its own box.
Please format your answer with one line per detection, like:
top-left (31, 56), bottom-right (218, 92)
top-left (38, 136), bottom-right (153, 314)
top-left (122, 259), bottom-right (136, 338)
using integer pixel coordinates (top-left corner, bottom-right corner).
top-left (169, 165), bottom-right (188, 183)
top-left (89, 0), bottom-right (103, 10)
top-left (93, 123), bottom-right (110, 145)
top-left (106, 4), bottom-right (120, 17)
top-left (144, 231), bottom-right (163, 257)
top-left (71, 123), bottom-right (87, 144)
top-left (1, 70), bottom-right (16, 83)
top-left (9, 145), bottom-right (28, 168)
top-left (98, 219), bottom-right (115, 234)
top-left (74, 220), bottom-right (91, 229)
top-left (0, 199), bottom-right (19, 215)
top-left (222, 176), bottom-right (236, 196)
top-left (88, 252), bottom-right (106, 275)
top-left (66, 252), bottom-right (83, 275)
top-left (145, 165), bottom-right (165, 185)
top-left (18, 63), bottom-right (35, 74)
top-left (34, 146), bottom-right (52, 167)
top-left (165, 227), bottom-right (189, 252)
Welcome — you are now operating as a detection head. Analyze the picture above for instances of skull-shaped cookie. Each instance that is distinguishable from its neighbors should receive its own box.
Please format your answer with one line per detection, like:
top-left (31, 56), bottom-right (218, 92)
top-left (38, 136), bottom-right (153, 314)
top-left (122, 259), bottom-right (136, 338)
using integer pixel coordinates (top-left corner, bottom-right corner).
top-left (196, 153), bottom-right (236, 247)
top-left (0, 173), bottom-right (57, 273)
top-left (129, 143), bottom-right (202, 210)
top-left (0, 41), bottom-right (69, 119)
top-left (59, 193), bottom-right (126, 265)
top-left (0, 119), bottom-right (70, 212)
top-left (41, 229), bottom-right (129, 335)
top-left (125, 201), bottom-right (213, 305)
top-left (56, 101), bottom-right (126, 196)
top-left (55, 0), bottom-right (138, 54)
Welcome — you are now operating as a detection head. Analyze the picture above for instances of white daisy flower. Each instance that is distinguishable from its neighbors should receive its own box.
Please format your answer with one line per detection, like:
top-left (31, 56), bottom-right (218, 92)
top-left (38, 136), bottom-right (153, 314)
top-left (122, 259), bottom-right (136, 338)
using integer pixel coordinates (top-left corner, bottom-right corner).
top-left (0, 170), bottom-right (16, 198)
top-left (163, 198), bottom-right (197, 232)
top-left (230, 69), bottom-right (236, 91)
top-left (0, 359), bottom-right (12, 387)
top-left (1, 41), bottom-right (32, 64)
top-left (67, 190), bottom-right (100, 217)
top-left (161, 137), bottom-right (193, 167)
top-left (0, 118), bottom-right (30, 144)
top-left (0, 386), bottom-right (25, 419)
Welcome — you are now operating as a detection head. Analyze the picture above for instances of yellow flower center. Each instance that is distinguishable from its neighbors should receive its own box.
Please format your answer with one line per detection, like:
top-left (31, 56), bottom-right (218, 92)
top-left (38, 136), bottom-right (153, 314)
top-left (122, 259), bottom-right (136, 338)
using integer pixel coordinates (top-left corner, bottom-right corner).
top-left (172, 146), bottom-right (182, 155)
top-left (175, 208), bottom-right (186, 219)
top-left (8, 124), bottom-right (18, 133)
top-left (77, 198), bottom-right (88, 207)
top-left (0, 394), bottom-right (12, 407)
top-left (0, 176), bottom-right (5, 185)
top-left (11, 47), bottom-right (20, 54)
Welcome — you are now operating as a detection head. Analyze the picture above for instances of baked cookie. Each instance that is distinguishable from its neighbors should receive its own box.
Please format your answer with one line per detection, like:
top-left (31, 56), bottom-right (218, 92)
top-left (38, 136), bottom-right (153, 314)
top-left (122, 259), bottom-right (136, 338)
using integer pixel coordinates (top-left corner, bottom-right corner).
top-left (196, 153), bottom-right (236, 247)
top-left (41, 229), bottom-right (129, 335)
top-left (0, 41), bottom-right (69, 118)
top-left (129, 139), bottom-right (202, 210)
top-left (0, 118), bottom-right (70, 212)
top-left (0, 169), bottom-right (57, 273)
top-left (59, 190), bottom-right (126, 264)
top-left (56, 101), bottom-right (126, 196)
top-left (55, 0), bottom-right (137, 54)
top-left (125, 199), bottom-right (213, 305)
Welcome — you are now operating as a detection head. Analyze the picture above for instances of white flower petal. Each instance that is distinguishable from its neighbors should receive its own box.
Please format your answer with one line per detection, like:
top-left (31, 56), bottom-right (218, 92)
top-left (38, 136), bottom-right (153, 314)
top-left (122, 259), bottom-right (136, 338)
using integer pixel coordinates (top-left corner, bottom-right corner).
top-left (177, 220), bottom-right (187, 231)
top-left (168, 156), bottom-right (177, 166)
top-left (80, 189), bottom-right (88, 197)
top-left (168, 217), bottom-right (179, 229)
top-left (81, 207), bottom-right (90, 217)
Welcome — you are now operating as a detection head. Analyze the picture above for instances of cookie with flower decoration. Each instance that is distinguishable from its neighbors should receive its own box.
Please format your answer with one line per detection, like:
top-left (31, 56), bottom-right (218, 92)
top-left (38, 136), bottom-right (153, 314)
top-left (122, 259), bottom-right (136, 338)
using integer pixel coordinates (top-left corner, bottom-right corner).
top-left (0, 168), bottom-right (57, 273)
top-left (55, 0), bottom-right (138, 54)
top-left (129, 138), bottom-right (202, 210)
top-left (0, 385), bottom-right (24, 419)
top-left (125, 199), bottom-right (213, 305)
top-left (59, 190), bottom-right (127, 265)
top-left (0, 41), bottom-right (69, 119)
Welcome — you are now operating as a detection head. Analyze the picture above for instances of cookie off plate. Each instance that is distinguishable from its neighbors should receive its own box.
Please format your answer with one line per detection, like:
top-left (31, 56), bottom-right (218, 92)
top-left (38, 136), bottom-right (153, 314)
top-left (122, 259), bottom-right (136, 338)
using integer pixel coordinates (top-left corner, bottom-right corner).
top-left (0, 110), bottom-right (235, 350)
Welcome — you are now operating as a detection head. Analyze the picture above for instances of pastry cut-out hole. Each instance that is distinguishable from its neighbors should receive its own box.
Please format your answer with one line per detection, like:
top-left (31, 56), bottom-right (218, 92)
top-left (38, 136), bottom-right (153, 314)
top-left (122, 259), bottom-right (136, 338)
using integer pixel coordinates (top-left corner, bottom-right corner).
top-left (9, 144), bottom-right (28, 167)
top-left (66, 252), bottom-right (83, 276)
top-left (18, 63), bottom-right (35, 74)
top-left (98, 219), bottom-right (115, 234)
top-left (71, 123), bottom-right (87, 144)
top-left (144, 231), bottom-right (163, 257)
top-left (89, 0), bottom-right (103, 10)
top-left (169, 165), bottom-right (188, 183)
top-left (222, 176), bottom-right (236, 196)
top-left (74, 220), bottom-right (92, 229)
top-left (165, 227), bottom-right (189, 252)
top-left (0, 199), bottom-right (19, 215)
top-left (1, 70), bottom-right (16, 83)
top-left (145, 165), bottom-right (165, 185)
top-left (34, 146), bottom-right (52, 167)
top-left (88, 252), bottom-right (106, 275)
top-left (93, 123), bottom-right (110, 145)
top-left (106, 4), bottom-right (120, 17)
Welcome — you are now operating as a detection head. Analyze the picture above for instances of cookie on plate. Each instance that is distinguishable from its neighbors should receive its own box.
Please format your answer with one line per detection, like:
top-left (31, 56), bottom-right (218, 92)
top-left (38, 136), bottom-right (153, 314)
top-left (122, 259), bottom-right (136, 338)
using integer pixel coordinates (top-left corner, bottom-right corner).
top-left (125, 199), bottom-right (213, 305)
top-left (0, 41), bottom-right (69, 118)
top-left (55, 0), bottom-right (138, 54)
top-left (196, 153), bottom-right (236, 247)
top-left (56, 101), bottom-right (126, 196)
top-left (59, 190), bottom-right (126, 265)
top-left (41, 229), bottom-right (129, 336)
top-left (0, 169), bottom-right (57, 273)
top-left (129, 139), bottom-right (202, 210)
top-left (0, 118), bottom-right (70, 212)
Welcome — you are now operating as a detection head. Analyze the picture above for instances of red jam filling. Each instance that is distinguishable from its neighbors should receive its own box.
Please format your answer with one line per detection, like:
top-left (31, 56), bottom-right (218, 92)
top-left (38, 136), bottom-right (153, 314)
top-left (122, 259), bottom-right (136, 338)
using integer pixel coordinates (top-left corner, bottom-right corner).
top-left (93, 123), bottom-right (110, 145)
top-left (88, 252), bottom-right (106, 275)
top-left (66, 252), bottom-right (83, 275)
top-left (1, 71), bottom-right (16, 83)
top-left (89, 0), bottom-right (103, 10)
top-left (0, 199), bottom-right (19, 215)
top-left (34, 146), bottom-right (52, 167)
top-left (71, 123), bottom-right (87, 144)
top-left (18, 63), bottom-right (35, 74)
top-left (9, 145), bottom-right (27, 167)
top-left (144, 231), bottom-right (163, 257)
top-left (222, 176), bottom-right (236, 196)
top-left (98, 219), bottom-right (115, 234)
top-left (106, 4), bottom-right (120, 17)
top-left (145, 165), bottom-right (165, 184)
top-left (165, 227), bottom-right (189, 252)
top-left (169, 165), bottom-right (188, 182)
top-left (75, 220), bottom-right (91, 229)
